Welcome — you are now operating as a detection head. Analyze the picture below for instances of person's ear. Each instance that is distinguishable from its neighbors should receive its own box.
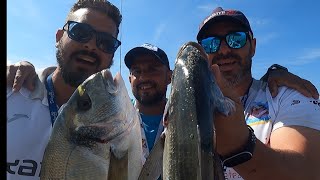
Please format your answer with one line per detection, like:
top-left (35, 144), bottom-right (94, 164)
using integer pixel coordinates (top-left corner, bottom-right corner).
top-left (250, 38), bottom-right (256, 57)
top-left (55, 29), bottom-right (64, 47)
top-left (129, 74), bottom-right (132, 84)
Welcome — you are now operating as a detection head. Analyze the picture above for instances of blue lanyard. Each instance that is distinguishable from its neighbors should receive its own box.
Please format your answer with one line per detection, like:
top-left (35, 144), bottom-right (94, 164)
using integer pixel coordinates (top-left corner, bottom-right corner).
top-left (45, 74), bottom-right (59, 126)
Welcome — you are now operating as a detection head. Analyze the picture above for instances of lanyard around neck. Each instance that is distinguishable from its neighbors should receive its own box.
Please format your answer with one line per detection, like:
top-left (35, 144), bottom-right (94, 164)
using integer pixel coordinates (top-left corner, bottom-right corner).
top-left (45, 73), bottom-right (59, 126)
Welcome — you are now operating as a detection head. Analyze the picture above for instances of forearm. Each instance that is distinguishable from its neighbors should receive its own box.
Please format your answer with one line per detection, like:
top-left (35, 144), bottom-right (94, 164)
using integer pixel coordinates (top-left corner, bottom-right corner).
top-left (235, 140), bottom-right (316, 180)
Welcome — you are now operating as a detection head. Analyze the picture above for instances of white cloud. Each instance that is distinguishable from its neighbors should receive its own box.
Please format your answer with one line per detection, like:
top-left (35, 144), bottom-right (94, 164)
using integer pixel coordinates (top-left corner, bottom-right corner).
top-left (8, 0), bottom-right (41, 19)
top-left (256, 32), bottom-right (278, 44)
top-left (288, 48), bottom-right (320, 65)
top-left (248, 17), bottom-right (271, 27)
top-left (152, 23), bottom-right (167, 43)
top-left (298, 48), bottom-right (320, 60)
top-left (197, 4), bottom-right (219, 12)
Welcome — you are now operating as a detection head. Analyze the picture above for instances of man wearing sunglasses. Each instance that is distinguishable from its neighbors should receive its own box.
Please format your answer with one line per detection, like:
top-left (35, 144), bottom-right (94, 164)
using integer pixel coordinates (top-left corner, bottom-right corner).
top-left (7, 0), bottom-right (122, 180)
top-left (7, 4), bottom-right (319, 180)
top-left (197, 7), bottom-right (320, 180)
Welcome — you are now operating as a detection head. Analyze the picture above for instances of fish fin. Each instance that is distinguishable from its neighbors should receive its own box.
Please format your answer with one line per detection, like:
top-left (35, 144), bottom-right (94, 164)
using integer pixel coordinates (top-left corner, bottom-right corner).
top-left (138, 137), bottom-right (164, 180)
top-left (210, 80), bottom-right (236, 116)
top-left (108, 150), bottom-right (128, 180)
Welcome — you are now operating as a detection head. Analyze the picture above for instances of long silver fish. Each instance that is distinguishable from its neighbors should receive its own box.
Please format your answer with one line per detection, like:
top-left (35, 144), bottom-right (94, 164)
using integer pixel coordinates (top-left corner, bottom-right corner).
top-left (162, 42), bottom-right (235, 180)
top-left (40, 69), bottom-right (143, 180)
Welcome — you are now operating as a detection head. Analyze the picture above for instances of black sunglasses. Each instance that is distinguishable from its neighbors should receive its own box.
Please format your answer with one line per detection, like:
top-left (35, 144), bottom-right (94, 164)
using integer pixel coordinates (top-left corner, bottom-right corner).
top-left (63, 21), bottom-right (121, 54)
top-left (199, 31), bottom-right (249, 54)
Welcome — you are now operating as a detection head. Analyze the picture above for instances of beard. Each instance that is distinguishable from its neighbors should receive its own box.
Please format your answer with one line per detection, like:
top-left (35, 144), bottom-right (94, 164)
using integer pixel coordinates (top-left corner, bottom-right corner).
top-left (56, 44), bottom-right (100, 87)
top-left (212, 52), bottom-right (252, 88)
top-left (133, 82), bottom-right (167, 106)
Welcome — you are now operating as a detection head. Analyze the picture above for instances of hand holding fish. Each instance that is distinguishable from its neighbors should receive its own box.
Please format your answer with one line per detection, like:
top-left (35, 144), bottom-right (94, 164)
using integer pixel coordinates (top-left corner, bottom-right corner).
top-left (210, 64), bottom-right (250, 157)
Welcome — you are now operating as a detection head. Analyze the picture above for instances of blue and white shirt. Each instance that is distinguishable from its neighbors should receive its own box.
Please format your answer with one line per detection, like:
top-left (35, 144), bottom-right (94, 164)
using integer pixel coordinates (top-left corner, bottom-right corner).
top-left (224, 79), bottom-right (320, 180)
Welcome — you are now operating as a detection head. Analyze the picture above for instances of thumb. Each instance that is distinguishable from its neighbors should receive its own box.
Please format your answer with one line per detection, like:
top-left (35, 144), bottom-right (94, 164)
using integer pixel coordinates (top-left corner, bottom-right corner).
top-left (211, 64), bottom-right (225, 89)
top-left (211, 64), bottom-right (239, 101)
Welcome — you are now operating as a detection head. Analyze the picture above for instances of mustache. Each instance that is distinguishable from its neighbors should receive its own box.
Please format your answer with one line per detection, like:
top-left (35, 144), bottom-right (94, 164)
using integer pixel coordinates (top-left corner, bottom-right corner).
top-left (71, 50), bottom-right (100, 66)
top-left (211, 52), bottom-right (242, 64)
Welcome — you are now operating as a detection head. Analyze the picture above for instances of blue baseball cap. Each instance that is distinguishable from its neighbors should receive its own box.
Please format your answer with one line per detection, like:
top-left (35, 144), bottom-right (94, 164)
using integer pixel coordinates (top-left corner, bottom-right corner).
top-left (124, 43), bottom-right (170, 70)
top-left (197, 7), bottom-right (253, 41)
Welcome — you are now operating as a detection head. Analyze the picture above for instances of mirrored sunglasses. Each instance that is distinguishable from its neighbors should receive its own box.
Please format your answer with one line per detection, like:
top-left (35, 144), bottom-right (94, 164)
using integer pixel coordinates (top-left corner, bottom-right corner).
top-left (199, 31), bottom-right (249, 54)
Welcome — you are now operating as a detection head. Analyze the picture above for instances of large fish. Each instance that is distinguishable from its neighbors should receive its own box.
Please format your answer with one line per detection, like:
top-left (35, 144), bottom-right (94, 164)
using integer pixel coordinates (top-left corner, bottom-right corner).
top-left (40, 69), bottom-right (143, 180)
top-left (162, 42), bottom-right (235, 180)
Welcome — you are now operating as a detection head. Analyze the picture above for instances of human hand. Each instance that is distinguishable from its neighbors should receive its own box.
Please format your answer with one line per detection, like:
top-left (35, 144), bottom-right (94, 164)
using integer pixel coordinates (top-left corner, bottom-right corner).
top-left (7, 61), bottom-right (37, 92)
top-left (210, 64), bottom-right (249, 156)
top-left (267, 69), bottom-right (319, 99)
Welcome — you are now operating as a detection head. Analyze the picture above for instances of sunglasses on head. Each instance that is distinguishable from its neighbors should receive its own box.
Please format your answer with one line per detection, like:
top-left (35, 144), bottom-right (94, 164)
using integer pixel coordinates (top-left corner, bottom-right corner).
top-left (199, 31), bottom-right (250, 54)
top-left (63, 21), bottom-right (121, 54)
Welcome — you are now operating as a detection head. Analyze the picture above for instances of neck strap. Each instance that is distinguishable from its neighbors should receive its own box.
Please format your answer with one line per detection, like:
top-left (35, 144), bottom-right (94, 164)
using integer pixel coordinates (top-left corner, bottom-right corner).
top-left (45, 73), bottom-right (59, 126)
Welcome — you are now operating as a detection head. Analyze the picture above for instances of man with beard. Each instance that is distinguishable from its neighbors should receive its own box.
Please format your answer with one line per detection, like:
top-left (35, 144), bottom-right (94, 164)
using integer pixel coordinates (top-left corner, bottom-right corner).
top-left (7, 14), bottom-right (319, 180)
top-left (6, 0), bottom-right (122, 179)
top-left (123, 43), bottom-right (319, 165)
top-left (124, 43), bottom-right (172, 158)
top-left (197, 7), bottom-right (320, 179)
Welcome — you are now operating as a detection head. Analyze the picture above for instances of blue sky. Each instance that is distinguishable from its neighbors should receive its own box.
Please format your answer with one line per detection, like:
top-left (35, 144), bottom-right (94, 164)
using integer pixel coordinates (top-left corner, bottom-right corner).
top-left (7, 0), bottom-right (320, 98)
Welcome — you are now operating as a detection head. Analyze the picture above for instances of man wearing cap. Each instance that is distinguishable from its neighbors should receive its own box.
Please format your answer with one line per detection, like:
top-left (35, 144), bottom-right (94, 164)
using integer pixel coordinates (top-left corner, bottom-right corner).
top-left (197, 7), bottom-right (320, 179)
top-left (124, 43), bottom-right (172, 159)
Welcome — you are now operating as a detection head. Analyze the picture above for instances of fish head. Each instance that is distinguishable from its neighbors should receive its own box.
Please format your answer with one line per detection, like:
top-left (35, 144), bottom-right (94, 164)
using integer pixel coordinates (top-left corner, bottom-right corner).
top-left (176, 41), bottom-right (235, 116)
top-left (61, 69), bottom-right (136, 147)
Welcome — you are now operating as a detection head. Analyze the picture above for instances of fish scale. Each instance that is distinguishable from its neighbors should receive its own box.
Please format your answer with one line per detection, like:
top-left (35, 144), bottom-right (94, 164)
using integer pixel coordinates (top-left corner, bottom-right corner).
top-left (40, 70), bottom-right (143, 180)
top-left (163, 64), bottom-right (201, 180)
top-left (162, 42), bottom-right (235, 180)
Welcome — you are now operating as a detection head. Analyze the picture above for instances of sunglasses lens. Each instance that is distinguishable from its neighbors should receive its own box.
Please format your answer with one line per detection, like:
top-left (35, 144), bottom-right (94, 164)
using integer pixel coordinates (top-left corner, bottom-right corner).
top-left (226, 32), bottom-right (247, 49)
top-left (200, 37), bottom-right (220, 54)
top-left (68, 22), bottom-right (92, 42)
top-left (65, 21), bottom-right (121, 54)
top-left (96, 33), bottom-right (121, 54)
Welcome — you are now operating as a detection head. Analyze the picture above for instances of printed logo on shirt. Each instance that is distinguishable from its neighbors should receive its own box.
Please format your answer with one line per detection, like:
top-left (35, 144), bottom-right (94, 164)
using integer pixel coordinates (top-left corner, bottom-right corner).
top-left (246, 102), bottom-right (271, 125)
top-left (7, 114), bottom-right (29, 124)
top-left (7, 159), bottom-right (41, 177)
top-left (291, 99), bottom-right (320, 110)
top-left (310, 100), bottom-right (320, 108)
top-left (223, 166), bottom-right (242, 180)
top-left (291, 100), bottom-right (301, 106)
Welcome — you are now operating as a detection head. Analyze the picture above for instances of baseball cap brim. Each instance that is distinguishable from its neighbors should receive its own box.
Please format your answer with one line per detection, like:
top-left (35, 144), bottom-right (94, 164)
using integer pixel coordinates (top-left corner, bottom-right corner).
top-left (197, 15), bottom-right (251, 41)
top-left (124, 47), bottom-right (164, 69)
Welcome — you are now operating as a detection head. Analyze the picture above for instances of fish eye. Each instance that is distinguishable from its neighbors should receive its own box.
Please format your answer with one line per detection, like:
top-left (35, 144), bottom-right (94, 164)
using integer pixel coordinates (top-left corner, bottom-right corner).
top-left (77, 93), bottom-right (92, 111)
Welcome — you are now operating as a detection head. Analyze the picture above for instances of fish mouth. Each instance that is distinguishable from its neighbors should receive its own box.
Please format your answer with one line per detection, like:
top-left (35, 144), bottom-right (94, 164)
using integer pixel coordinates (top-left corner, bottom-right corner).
top-left (177, 41), bottom-right (208, 60)
top-left (70, 119), bottom-right (135, 147)
top-left (70, 126), bottom-right (108, 147)
top-left (101, 69), bottom-right (119, 94)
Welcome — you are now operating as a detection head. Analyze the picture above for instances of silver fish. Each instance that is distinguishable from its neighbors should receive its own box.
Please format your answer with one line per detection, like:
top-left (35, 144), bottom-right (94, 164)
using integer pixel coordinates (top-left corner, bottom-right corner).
top-left (162, 42), bottom-right (235, 180)
top-left (40, 69), bottom-right (143, 180)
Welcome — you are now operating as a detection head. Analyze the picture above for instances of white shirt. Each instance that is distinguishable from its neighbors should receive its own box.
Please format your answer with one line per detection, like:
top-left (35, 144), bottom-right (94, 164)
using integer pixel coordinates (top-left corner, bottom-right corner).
top-left (7, 87), bottom-right (52, 180)
top-left (224, 79), bottom-right (320, 180)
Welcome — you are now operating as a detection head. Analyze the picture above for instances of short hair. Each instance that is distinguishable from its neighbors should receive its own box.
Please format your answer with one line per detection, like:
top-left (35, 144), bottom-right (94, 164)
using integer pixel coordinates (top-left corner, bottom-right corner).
top-left (67, 0), bottom-right (122, 35)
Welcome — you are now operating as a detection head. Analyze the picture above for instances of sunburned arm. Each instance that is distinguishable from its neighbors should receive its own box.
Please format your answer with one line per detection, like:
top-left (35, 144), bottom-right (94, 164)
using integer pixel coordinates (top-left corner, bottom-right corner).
top-left (7, 61), bottom-right (37, 92)
top-left (261, 64), bottom-right (319, 99)
top-left (7, 61), bottom-right (56, 92)
top-left (211, 64), bottom-right (320, 180)
top-left (235, 126), bottom-right (320, 180)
